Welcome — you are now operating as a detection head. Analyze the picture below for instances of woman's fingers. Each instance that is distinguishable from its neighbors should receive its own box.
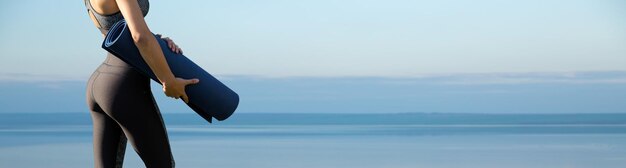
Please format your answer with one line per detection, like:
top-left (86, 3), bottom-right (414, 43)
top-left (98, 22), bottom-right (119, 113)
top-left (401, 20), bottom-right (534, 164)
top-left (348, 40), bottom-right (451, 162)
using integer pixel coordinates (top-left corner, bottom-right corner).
top-left (181, 93), bottom-right (189, 103)
top-left (164, 78), bottom-right (199, 103)
top-left (187, 78), bottom-right (200, 85)
top-left (180, 79), bottom-right (199, 103)
top-left (166, 38), bottom-right (175, 52)
top-left (161, 37), bottom-right (182, 54)
top-left (161, 37), bottom-right (173, 51)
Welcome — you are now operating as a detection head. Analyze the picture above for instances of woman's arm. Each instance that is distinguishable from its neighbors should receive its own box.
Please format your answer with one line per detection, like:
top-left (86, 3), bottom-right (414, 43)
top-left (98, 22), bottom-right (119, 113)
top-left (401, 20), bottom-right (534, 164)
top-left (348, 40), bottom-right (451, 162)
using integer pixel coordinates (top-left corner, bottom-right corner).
top-left (115, 0), bottom-right (198, 102)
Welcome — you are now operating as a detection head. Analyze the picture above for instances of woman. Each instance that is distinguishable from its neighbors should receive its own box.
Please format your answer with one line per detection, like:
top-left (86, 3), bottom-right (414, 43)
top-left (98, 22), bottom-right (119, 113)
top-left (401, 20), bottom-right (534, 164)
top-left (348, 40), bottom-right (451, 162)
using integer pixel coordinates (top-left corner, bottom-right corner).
top-left (84, 0), bottom-right (198, 167)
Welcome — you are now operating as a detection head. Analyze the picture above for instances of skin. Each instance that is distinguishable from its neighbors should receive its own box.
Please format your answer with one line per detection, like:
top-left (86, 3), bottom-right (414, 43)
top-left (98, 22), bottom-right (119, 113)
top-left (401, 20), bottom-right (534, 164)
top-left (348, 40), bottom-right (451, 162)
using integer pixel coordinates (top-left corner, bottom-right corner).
top-left (88, 0), bottom-right (198, 103)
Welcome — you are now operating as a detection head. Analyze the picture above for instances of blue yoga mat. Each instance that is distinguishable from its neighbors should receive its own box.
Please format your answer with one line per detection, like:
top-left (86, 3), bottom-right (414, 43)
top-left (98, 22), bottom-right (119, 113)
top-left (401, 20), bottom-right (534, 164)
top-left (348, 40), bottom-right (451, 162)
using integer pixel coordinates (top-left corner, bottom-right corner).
top-left (102, 19), bottom-right (238, 123)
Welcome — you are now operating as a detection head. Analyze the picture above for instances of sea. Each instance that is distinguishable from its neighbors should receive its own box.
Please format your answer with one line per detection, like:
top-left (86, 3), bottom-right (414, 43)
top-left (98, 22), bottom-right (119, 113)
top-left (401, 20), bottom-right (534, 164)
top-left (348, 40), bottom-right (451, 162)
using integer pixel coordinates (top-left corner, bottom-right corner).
top-left (1, 113), bottom-right (625, 168)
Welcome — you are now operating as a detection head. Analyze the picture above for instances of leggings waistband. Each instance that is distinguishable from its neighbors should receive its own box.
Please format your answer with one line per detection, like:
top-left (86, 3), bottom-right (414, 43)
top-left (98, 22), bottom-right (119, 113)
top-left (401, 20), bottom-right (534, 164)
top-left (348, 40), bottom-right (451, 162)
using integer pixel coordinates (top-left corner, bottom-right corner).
top-left (95, 53), bottom-right (145, 78)
top-left (105, 53), bottom-right (132, 65)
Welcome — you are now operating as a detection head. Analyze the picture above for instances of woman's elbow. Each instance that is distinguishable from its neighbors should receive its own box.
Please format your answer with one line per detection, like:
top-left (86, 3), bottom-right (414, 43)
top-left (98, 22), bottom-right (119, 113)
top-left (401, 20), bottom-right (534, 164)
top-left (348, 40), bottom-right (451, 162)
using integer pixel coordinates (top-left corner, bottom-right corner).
top-left (131, 32), bottom-right (152, 46)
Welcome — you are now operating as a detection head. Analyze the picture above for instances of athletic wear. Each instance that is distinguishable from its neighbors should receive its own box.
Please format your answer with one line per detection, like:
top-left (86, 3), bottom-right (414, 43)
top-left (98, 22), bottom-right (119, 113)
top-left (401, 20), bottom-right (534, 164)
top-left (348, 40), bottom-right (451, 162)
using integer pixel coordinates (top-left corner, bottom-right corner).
top-left (85, 0), bottom-right (149, 31)
top-left (83, 0), bottom-right (175, 167)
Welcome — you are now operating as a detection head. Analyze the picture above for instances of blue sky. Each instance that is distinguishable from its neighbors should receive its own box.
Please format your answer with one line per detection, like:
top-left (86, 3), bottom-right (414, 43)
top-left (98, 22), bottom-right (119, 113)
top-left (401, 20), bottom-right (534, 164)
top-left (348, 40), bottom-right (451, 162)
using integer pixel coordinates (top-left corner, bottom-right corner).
top-left (0, 1), bottom-right (625, 114)
top-left (0, 0), bottom-right (625, 78)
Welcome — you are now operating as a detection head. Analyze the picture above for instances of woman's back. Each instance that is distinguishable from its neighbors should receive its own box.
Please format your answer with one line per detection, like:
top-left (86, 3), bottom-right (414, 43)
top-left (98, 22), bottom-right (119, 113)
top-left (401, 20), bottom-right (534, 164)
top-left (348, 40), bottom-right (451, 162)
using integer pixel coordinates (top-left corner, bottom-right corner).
top-left (84, 0), bottom-right (149, 31)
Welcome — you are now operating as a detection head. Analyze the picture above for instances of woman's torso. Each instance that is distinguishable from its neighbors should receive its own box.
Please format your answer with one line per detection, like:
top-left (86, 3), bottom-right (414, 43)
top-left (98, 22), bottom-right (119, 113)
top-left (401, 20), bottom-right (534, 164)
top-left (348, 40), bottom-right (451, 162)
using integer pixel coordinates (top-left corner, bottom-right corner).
top-left (84, 0), bottom-right (149, 68)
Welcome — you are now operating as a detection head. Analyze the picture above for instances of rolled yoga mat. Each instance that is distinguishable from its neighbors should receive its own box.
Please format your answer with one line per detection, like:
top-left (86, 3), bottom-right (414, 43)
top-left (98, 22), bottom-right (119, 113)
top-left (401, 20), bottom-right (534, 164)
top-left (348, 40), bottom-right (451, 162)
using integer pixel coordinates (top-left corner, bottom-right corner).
top-left (102, 19), bottom-right (239, 123)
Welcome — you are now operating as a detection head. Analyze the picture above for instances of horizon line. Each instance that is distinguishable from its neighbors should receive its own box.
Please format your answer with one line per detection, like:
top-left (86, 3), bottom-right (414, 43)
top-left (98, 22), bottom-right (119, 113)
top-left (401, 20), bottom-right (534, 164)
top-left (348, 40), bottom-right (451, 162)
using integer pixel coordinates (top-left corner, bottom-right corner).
top-left (2, 70), bottom-right (626, 84)
top-left (2, 111), bottom-right (626, 115)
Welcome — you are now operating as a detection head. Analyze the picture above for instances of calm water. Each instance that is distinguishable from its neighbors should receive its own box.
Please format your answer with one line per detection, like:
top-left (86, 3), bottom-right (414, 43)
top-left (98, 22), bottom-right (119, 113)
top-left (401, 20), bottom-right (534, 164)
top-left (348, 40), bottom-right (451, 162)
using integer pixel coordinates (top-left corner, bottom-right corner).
top-left (1, 113), bottom-right (625, 168)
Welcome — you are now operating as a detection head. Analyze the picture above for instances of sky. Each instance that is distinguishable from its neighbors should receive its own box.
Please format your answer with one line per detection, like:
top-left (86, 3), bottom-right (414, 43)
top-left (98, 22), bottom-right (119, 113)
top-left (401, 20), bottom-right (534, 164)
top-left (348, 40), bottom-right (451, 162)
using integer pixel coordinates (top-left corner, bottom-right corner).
top-left (0, 0), bottom-right (625, 78)
top-left (0, 0), bottom-right (625, 114)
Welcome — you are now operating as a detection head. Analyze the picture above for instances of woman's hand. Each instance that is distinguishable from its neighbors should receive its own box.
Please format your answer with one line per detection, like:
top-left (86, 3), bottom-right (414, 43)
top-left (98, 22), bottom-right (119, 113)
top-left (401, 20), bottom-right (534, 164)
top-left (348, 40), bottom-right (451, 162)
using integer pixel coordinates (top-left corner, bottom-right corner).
top-left (162, 78), bottom-right (200, 103)
top-left (154, 34), bottom-right (193, 102)
top-left (156, 34), bottom-right (183, 54)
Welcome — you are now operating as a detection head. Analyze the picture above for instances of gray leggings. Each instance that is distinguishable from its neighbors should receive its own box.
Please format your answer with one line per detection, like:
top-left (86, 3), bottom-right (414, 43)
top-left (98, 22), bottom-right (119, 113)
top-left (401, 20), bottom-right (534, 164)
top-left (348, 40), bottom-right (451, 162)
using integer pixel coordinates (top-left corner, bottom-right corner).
top-left (86, 53), bottom-right (175, 168)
